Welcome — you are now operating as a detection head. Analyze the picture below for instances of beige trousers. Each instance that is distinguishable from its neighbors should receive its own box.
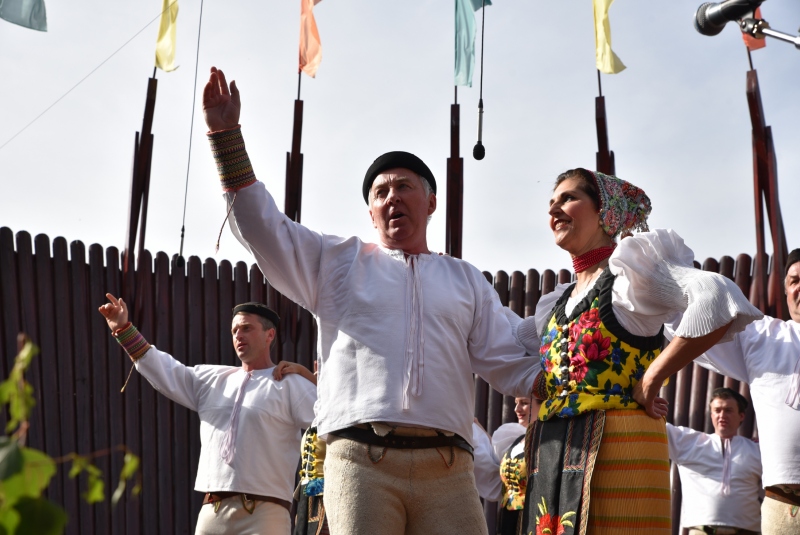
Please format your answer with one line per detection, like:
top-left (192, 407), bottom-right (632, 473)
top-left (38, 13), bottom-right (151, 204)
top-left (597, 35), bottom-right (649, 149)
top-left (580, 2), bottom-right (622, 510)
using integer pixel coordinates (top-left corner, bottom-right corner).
top-left (195, 497), bottom-right (291, 535)
top-left (324, 430), bottom-right (488, 535)
top-left (761, 495), bottom-right (800, 535)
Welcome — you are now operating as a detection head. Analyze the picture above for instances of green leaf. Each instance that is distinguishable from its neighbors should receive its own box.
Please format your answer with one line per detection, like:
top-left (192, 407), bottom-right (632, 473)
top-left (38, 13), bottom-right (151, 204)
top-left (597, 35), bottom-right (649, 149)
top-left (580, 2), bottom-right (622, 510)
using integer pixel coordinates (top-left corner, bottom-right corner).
top-left (13, 497), bottom-right (68, 535)
top-left (68, 456), bottom-right (88, 479)
top-left (0, 508), bottom-right (20, 535)
top-left (0, 448), bottom-right (57, 508)
top-left (120, 453), bottom-right (139, 481)
top-left (83, 477), bottom-right (104, 505)
top-left (112, 453), bottom-right (140, 506)
top-left (0, 438), bottom-right (23, 481)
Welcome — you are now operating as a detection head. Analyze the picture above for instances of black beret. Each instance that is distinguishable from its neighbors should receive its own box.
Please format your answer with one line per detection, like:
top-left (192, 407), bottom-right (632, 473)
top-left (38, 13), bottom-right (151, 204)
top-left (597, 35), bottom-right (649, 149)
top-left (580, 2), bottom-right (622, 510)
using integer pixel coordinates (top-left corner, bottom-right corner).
top-left (232, 302), bottom-right (280, 327)
top-left (362, 151), bottom-right (436, 204)
top-left (787, 249), bottom-right (800, 276)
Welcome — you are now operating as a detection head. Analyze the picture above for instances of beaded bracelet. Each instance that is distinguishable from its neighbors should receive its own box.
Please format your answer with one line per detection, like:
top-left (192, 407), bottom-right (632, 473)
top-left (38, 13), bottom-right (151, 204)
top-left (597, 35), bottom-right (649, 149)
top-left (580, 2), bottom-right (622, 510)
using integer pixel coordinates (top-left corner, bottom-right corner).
top-left (207, 126), bottom-right (257, 192)
top-left (113, 322), bottom-right (151, 362)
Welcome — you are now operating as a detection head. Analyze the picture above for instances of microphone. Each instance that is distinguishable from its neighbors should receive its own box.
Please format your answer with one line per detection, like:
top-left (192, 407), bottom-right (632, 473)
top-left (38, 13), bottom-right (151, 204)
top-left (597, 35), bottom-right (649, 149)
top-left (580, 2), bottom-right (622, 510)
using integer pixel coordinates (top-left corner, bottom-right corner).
top-left (694, 0), bottom-right (763, 36)
top-left (473, 99), bottom-right (485, 160)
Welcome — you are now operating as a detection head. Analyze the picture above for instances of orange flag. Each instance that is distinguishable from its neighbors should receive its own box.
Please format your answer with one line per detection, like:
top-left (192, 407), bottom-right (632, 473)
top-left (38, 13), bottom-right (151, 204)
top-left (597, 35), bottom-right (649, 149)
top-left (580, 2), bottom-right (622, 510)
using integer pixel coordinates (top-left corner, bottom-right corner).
top-left (742, 7), bottom-right (766, 51)
top-left (299, 0), bottom-right (323, 77)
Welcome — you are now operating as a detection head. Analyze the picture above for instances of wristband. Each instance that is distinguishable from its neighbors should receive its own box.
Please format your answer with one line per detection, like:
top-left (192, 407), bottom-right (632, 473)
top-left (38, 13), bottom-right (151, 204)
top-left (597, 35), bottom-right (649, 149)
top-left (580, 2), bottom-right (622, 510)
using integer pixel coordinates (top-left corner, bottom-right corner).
top-left (113, 322), bottom-right (151, 362)
top-left (208, 126), bottom-right (257, 192)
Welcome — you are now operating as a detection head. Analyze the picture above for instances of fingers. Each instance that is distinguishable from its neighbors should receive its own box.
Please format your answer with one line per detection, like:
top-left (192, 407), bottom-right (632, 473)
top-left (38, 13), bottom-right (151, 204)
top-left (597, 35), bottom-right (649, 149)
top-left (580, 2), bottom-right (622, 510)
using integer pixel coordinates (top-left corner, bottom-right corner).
top-left (216, 69), bottom-right (230, 97)
top-left (273, 361), bottom-right (286, 380)
top-left (230, 80), bottom-right (240, 108)
top-left (105, 293), bottom-right (119, 306)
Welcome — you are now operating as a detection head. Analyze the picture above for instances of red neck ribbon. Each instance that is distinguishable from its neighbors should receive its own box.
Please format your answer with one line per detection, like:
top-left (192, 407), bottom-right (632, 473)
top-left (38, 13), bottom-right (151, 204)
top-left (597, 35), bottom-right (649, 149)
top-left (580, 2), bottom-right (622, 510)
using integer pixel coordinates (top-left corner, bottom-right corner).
top-left (572, 245), bottom-right (617, 273)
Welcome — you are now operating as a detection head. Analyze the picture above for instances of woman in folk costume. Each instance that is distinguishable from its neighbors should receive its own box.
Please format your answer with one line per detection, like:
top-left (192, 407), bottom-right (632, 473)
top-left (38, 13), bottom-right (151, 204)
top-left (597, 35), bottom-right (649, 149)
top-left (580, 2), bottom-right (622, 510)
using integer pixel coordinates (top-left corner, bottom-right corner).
top-left (504, 168), bottom-right (762, 534)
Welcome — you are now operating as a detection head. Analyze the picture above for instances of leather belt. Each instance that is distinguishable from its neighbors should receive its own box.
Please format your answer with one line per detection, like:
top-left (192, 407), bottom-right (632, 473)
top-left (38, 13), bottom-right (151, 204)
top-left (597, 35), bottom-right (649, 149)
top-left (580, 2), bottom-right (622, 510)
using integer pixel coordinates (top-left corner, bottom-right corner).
top-left (329, 426), bottom-right (473, 454)
top-left (202, 492), bottom-right (291, 512)
top-left (765, 486), bottom-right (800, 506)
top-left (695, 527), bottom-right (758, 535)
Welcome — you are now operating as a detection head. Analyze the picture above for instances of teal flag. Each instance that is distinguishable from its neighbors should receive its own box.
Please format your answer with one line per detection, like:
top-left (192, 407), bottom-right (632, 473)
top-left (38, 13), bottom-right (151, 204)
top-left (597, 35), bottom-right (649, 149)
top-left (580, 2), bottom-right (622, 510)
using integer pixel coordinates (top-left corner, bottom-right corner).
top-left (454, 0), bottom-right (490, 87)
top-left (0, 0), bottom-right (47, 31)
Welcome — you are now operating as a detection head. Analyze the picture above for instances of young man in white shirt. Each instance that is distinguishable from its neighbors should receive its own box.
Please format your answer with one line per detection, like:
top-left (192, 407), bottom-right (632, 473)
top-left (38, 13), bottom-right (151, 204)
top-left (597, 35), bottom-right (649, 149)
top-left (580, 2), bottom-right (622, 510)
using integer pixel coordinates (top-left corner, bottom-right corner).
top-left (667, 387), bottom-right (762, 535)
top-left (99, 295), bottom-right (317, 535)
top-left (201, 67), bottom-right (539, 535)
top-left (678, 249), bottom-right (800, 535)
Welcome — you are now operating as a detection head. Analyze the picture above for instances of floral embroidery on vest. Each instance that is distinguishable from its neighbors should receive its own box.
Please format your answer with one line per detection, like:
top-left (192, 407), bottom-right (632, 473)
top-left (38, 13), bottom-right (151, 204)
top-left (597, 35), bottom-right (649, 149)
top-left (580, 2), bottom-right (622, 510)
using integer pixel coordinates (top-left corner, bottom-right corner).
top-left (537, 270), bottom-right (662, 421)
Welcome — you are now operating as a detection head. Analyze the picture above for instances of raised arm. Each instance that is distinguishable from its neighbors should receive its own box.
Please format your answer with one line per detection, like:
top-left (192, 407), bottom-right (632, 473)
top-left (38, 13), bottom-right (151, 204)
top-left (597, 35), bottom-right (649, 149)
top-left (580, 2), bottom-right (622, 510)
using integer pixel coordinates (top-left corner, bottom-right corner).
top-left (203, 67), bottom-right (329, 312)
top-left (98, 294), bottom-right (200, 410)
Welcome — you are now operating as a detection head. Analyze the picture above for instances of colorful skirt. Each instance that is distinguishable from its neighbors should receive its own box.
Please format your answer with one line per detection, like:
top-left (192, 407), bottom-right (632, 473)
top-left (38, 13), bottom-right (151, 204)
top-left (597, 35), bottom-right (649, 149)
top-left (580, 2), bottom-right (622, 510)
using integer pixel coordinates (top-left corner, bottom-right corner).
top-left (523, 409), bottom-right (670, 535)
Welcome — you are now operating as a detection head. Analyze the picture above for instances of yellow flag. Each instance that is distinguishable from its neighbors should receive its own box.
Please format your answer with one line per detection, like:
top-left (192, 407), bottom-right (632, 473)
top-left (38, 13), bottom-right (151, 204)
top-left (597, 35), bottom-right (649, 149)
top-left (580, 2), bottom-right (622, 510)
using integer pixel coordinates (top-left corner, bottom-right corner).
top-left (299, 0), bottom-right (323, 77)
top-left (593, 0), bottom-right (625, 74)
top-left (155, 0), bottom-right (179, 72)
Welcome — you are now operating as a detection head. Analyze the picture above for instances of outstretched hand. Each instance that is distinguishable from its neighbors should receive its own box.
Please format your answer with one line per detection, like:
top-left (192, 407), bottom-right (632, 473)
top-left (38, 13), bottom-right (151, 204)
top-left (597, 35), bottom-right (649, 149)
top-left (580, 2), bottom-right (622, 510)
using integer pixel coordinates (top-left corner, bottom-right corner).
top-left (633, 380), bottom-right (669, 420)
top-left (203, 66), bottom-right (241, 132)
top-left (98, 293), bottom-right (129, 333)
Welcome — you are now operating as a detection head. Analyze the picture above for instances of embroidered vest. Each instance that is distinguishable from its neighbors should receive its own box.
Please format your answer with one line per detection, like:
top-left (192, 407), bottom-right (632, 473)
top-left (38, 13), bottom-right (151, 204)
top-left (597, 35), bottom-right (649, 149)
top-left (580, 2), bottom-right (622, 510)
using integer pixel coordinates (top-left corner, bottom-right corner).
top-left (499, 434), bottom-right (527, 511)
top-left (538, 269), bottom-right (664, 421)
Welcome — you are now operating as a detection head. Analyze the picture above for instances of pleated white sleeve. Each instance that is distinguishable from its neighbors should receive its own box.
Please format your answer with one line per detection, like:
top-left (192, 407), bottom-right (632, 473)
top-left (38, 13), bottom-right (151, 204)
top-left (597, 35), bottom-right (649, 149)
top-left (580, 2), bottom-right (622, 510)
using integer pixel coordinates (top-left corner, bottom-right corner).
top-left (608, 229), bottom-right (762, 341)
top-left (508, 229), bottom-right (762, 347)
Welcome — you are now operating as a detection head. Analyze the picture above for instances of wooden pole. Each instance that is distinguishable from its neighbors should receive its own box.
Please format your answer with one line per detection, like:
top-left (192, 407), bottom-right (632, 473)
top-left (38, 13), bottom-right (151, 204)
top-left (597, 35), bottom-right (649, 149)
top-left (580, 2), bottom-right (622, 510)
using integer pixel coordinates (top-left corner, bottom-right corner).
top-left (745, 69), bottom-right (788, 318)
top-left (446, 87), bottom-right (464, 258)
top-left (594, 71), bottom-right (615, 175)
top-left (123, 75), bottom-right (158, 316)
top-left (285, 74), bottom-right (305, 224)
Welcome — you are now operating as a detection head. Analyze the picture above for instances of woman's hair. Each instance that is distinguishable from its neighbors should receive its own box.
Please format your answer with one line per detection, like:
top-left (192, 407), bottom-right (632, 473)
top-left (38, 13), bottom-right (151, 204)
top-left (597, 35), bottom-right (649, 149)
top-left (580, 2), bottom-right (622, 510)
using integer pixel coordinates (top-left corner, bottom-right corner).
top-left (554, 168), bottom-right (600, 211)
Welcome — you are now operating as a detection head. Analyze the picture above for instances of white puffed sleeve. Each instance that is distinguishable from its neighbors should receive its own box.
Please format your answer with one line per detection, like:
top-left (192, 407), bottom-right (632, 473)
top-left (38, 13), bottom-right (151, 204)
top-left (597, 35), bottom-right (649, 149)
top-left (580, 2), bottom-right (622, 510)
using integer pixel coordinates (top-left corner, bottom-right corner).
top-left (609, 229), bottom-right (762, 342)
top-left (504, 284), bottom-right (572, 353)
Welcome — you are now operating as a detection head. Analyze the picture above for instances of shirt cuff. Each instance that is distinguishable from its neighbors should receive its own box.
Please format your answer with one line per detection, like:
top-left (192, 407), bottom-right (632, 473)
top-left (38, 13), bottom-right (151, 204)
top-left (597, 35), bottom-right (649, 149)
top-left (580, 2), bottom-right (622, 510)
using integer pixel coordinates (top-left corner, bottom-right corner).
top-left (207, 126), bottom-right (257, 192)
top-left (112, 322), bottom-right (151, 362)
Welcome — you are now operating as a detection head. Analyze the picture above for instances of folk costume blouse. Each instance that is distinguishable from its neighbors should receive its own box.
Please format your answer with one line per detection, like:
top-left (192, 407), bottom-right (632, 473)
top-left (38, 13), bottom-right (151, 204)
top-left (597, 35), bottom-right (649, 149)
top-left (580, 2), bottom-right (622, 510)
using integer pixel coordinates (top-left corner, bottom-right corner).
top-left (511, 229), bottom-right (763, 415)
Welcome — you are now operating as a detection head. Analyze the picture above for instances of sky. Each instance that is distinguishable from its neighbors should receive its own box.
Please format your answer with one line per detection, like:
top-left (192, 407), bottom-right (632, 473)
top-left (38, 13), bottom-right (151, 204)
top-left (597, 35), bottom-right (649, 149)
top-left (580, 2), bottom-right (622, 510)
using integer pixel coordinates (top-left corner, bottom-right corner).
top-left (1, 0), bottom-right (798, 277)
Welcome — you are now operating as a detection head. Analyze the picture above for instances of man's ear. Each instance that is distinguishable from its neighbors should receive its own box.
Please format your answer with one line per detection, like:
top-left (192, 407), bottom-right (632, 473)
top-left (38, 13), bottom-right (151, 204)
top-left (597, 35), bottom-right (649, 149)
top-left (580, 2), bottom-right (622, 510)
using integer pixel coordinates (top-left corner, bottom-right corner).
top-left (427, 193), bottom-right (437, 216)
top-left (369, 208), bottom-right (378, 229)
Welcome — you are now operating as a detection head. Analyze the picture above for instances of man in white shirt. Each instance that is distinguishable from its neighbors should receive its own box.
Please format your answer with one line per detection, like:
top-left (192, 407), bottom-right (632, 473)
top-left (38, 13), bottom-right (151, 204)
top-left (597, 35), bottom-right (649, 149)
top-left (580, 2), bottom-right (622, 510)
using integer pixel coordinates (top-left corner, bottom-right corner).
top-left (679, 249), bottom-right (800, 535)
top-left (667, 388), bottom-right (762, 534)
top-left (202, 67), bottom-right (538, 535)
top-left (99, 295), bottom-right (317, 535)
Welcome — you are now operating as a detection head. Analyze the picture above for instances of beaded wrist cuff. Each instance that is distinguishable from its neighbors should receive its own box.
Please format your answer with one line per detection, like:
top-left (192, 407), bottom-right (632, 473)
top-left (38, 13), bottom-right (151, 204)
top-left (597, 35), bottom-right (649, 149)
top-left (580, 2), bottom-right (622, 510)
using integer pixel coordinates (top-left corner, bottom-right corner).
top-left (208, 126), bottom-right (257, 192)
top-left (532, 372), bottom-right (548, 401)
top-left (113, 322), bottom-right (151, 362)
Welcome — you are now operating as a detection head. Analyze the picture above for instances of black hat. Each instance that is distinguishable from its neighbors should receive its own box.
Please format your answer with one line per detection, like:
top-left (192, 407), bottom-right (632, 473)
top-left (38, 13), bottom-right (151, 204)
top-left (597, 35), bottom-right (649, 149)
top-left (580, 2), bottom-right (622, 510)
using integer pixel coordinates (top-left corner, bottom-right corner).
top-left (232, 302), bottom-right (280, 327)
top-left (362, 151), bottom-right (436, 204)
top-left (787, 249), bottom-right (800, 276)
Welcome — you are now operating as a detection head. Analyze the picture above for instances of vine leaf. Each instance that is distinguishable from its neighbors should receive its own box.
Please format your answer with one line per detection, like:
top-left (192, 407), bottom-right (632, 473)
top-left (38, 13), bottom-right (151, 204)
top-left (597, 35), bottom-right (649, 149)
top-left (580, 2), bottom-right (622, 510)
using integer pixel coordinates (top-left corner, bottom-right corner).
top-left (12, 497), bottom-right (67, 535)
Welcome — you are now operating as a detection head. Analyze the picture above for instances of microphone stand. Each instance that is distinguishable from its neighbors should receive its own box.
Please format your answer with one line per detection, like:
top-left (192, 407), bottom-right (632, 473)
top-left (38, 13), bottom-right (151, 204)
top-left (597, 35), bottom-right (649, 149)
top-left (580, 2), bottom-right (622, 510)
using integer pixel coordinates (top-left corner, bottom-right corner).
top-left (740, 16), bottom-right (800, 49)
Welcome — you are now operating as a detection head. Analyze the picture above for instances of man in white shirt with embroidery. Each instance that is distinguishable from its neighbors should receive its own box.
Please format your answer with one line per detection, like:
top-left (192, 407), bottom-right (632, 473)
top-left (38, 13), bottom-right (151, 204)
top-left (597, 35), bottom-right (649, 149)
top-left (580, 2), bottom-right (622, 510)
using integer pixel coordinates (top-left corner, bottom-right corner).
top-left (202, 67), bottom-right (538, 535)
top-left (677, 249), bottom-right (800, 535)
top-left (99, 295), bottom-right (317, 535)
top-left (667, 387), bottom-right (762, 535)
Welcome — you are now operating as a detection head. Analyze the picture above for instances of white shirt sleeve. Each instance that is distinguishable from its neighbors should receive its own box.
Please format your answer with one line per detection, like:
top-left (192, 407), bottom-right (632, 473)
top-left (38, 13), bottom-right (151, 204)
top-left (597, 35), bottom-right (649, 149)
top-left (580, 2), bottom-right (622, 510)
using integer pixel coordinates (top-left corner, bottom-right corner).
top-left (471, 422), bottom-right (503, 501)
top-left (665, 423), bottom-right (700, 465)
top-left (135, 346), bottom-right (201, 411)
top-left (664, 322), bottom-right (752, 384)
top-left (609, 229), bottom-right (762, 341)
top-left (468, 281), bottom-right (541, 398)
top-left (225, 182), bottom-right (326, 313)
top-left (288, 375), bottom-right (318, 429)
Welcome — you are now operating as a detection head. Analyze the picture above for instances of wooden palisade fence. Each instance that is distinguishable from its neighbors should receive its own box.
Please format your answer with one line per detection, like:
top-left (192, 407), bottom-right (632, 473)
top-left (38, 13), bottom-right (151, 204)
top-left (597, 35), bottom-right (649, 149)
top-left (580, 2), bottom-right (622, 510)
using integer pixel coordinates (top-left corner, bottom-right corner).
top-left (0, 227), bottom-right (763, 535)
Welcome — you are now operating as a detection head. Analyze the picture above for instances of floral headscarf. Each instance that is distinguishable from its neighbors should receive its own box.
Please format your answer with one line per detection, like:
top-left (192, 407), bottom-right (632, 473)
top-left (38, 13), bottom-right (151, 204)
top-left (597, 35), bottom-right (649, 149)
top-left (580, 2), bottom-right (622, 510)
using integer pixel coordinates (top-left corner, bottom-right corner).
top-left (591, 171), bottom-right (651, 238)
